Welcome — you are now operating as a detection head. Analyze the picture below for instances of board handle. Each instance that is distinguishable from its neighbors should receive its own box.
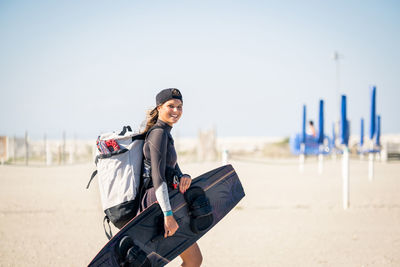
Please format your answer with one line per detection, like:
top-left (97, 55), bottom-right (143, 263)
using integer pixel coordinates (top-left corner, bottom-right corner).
top-left (150, 217), bottom-right (182, 242)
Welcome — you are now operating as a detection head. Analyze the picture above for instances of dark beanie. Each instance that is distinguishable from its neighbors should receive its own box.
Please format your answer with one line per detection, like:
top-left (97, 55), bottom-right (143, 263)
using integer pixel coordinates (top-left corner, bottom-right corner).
top-left (156, 88), bottom-right (183, 106)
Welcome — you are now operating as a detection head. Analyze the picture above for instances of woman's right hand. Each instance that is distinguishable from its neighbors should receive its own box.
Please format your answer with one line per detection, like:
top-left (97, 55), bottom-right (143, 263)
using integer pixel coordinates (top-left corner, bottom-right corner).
top-left (164, 215), bottom-right (179, 238)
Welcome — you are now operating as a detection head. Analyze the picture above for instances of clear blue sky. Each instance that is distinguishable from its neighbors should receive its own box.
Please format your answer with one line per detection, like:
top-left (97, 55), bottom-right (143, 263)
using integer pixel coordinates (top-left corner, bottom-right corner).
top-left (1, 0), bottom-right (399, 139)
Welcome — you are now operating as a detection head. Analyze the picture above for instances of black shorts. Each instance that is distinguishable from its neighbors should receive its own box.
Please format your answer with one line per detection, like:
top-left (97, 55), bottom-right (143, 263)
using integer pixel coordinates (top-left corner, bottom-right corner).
top-left (140, 187), bottom-right (157, 211)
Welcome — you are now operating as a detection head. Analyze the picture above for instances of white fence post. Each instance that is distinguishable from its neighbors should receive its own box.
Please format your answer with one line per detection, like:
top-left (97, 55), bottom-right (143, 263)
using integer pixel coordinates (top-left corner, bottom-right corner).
top-left (299, 143), bottom-right (305, 173)
top-left (342, 146), bottom-right (350, 209)
top-left (222, 149), bottom-right (229, 165)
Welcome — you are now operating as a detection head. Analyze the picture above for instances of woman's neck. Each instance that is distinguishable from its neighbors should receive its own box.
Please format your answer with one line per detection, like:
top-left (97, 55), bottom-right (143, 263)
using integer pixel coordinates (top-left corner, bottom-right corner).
top-left (157, 118), bottom-right (173, 127)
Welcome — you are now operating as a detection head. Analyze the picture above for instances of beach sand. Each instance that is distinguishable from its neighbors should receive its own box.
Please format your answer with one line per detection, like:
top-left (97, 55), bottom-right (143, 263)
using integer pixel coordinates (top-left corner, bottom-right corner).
top-left (0, 159), bottom-right (399, 266)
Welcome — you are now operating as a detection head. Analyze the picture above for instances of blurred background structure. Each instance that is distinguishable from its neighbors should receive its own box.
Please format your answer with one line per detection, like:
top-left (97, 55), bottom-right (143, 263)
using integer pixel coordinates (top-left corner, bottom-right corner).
top-left (2, 131), bottom-right (399, 166)
top-left (0, 133), bottom-right (94, 166)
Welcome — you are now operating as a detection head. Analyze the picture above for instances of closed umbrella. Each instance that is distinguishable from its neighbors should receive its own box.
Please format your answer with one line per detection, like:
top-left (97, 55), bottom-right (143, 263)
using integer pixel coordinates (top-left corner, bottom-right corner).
top-left (360, 118), bottom-right (364, 146)
top-left (369, 86), bottom-right (376, 140)
top-left (302, 105), bottom-right (306, 144)
top-left (340, 95), bottom-right (348, 146)
top-left (375, 115), bottom-right (381, 146)
top-left (368, 86), bottom-right (377, 181)
top-left (318, 100), bottom-right (324, 144)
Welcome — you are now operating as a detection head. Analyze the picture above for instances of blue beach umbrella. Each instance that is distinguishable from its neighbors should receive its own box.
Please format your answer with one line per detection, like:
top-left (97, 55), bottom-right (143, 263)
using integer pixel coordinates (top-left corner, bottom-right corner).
top-left (375, 115), bottom-right (381, 146)
top-left (340, 95), bottom-right (348, 146)
top-left (301, 105), bottom-right (306, 144)
top-left (318, 100), bottom-right (324, 144)
top-left (369, 86), bottom-right (376, 140)
top-left (360, 118), bottom-right (364, 146)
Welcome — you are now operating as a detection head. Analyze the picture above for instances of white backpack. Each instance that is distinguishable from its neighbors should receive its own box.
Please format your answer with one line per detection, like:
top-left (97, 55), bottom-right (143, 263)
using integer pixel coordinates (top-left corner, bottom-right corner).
top-left (87, 126), bottom-right (146, 237)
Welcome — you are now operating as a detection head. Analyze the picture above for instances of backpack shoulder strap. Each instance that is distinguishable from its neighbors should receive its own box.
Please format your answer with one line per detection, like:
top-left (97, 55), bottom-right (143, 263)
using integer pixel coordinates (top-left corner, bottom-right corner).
top-left (103, 215), bottom-right (113, 240)
top-left (86, 170), bottom-right (97, 189)
top-left (144, 125), bottom-right (164, 140)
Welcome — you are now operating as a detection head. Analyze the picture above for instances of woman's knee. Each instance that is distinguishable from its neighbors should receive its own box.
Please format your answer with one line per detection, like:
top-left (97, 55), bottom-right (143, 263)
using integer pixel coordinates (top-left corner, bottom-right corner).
top-left (189, 251), bottom-right (202, 266)
top-left (195, 252), bottom-right (203, 266)
top-left (182, 255), bottom-right (202, 267)
top-left (181, 243), bottom-right (203, 266)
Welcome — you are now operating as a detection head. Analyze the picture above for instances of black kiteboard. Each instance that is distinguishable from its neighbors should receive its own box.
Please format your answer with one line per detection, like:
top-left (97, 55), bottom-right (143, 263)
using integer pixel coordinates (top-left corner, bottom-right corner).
top-left (88, 164), bottom-right (245, 267)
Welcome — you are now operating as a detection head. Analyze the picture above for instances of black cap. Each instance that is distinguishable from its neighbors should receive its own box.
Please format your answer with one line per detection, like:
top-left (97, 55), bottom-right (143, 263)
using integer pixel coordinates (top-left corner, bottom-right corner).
top-left (156, 88), bottom-right (183, 106)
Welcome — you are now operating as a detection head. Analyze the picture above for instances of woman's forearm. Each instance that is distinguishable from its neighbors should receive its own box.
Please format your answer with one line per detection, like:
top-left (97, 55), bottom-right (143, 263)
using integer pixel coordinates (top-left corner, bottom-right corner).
top-left (155, 182), bottom-right (172, 214)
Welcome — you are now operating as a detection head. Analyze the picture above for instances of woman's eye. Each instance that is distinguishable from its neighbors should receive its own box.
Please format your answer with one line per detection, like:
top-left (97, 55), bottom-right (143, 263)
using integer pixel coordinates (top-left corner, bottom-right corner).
top-left (167, 105), bottom-right (182, 110)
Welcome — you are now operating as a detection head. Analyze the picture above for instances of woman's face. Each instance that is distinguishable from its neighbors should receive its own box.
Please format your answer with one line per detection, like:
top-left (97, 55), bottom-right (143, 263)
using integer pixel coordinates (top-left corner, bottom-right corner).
top-left (157, 99), bottom-right (183, 126)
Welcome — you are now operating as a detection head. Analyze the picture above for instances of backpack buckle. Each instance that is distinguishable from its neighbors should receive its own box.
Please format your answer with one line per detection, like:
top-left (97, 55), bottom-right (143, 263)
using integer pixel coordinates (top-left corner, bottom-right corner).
top-left (173, 175), bottom-right (179, 190)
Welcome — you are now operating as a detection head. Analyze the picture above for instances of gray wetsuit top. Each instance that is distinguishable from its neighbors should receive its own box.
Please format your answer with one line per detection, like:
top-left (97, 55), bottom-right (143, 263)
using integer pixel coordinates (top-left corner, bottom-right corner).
top-left (143, 119), bottom-right (184, 213)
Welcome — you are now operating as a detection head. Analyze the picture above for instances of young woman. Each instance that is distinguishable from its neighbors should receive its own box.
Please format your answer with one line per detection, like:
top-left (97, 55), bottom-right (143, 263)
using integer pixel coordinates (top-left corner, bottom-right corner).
top-left (141, 88), bottom-right (203, 267)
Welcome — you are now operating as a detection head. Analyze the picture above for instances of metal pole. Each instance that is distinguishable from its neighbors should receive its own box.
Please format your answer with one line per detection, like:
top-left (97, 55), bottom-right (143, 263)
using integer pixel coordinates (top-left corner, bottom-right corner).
top-left (333, 51), bottom-right (343, 149)
top-left (342, 145), bottom-right (350, 209)
top-left (299, 143), bottom-right (305, 173)
top-left (340, 95), bottom-right (350, 209)
top-left (368, 142), bottom-right (374, 181)
top-left (334, 51), bottom-right (341, 116)
top-left (318, 145), bottom-right (323, 174)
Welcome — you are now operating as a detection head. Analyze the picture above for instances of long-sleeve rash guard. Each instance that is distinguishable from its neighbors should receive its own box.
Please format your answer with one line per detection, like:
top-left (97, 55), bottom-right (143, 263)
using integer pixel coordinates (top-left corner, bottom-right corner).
top-left (143, 119), bottom-right (183, 213)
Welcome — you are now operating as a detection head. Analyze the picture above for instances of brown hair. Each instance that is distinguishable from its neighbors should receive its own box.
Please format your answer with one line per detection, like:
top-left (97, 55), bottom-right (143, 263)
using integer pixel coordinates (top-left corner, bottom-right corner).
top-left (141, 107), bottom-right (159, 134)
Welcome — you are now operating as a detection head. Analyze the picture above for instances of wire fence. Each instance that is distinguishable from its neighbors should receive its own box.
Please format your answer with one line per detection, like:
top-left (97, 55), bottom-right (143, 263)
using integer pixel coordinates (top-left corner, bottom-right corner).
top-left (0, 130), bottom-right (294, 166)
top-left (0, 134), bottom-right (95, 166)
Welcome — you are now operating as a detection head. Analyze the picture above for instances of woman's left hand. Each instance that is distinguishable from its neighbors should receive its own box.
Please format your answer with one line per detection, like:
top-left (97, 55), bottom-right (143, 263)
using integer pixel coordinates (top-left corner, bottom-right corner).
top-left (179, 175), bottom-right (191, 194)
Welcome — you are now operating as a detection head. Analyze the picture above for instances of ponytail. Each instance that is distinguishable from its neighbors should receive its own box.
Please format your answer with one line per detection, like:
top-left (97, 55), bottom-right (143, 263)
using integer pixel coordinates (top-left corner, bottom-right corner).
top-left (142, 107), bottom-right (159, 134)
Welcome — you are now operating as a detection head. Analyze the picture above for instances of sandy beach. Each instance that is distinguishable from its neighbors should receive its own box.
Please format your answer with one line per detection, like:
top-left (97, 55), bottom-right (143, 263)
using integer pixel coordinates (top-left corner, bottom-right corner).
top-left (1, 158), bottom-right (399, 266)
